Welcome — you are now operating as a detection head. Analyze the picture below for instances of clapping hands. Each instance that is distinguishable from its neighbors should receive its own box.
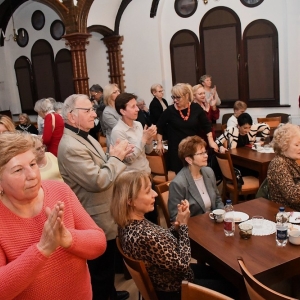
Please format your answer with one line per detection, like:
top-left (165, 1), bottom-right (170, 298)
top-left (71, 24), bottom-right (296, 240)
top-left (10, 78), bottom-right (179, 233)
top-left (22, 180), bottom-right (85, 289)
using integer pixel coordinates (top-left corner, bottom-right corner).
top-left (37, 201), bottom-right (72, 257)
top-left (174, 200), bottom-right (190, 229)
top-left (143, 125), bottom-right (157, 144)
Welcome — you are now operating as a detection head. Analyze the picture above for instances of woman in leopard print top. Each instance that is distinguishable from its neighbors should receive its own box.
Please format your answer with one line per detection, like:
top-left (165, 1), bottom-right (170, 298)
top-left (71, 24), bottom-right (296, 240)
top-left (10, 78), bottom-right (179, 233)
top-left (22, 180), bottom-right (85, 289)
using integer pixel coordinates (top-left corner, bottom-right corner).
top-left (111, 171), bottom-right (237, 300)
top-left (268, 123), bottom-right (300, 210)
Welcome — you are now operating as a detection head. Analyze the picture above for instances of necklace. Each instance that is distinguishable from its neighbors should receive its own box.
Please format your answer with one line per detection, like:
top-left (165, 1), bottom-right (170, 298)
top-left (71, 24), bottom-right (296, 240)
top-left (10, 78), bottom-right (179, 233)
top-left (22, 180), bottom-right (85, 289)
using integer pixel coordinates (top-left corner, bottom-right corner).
top-left (178, 103), bottom-right (191, 121)
top-left (194, 175), bottom-right (206, 194)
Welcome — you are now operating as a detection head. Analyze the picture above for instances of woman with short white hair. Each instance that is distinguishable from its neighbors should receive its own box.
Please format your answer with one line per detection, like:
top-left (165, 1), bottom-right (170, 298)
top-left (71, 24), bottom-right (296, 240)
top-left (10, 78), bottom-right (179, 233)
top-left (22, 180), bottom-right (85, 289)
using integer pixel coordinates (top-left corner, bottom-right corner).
top-left (34, 98), bottom-right (64, 156)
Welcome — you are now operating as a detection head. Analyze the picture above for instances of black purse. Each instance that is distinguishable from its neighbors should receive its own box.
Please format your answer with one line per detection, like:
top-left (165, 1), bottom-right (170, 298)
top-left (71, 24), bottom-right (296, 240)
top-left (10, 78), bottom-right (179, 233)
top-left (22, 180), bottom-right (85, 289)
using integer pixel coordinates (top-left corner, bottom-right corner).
top-left (233, 167), bottom-right (244, 190)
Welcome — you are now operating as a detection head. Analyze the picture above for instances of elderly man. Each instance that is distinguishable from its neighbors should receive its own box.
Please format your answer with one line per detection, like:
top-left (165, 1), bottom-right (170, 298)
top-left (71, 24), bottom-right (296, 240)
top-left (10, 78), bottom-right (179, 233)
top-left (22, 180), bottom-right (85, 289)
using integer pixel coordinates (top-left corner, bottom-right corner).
top-left (58, 94), bottom-right (131, 300)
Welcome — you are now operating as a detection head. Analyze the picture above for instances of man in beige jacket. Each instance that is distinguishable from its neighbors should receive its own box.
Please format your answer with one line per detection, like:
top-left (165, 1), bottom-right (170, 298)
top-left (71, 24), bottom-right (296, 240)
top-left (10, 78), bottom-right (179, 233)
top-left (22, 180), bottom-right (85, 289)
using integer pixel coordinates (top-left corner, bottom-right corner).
top-left (58, 94), bottom-right (132, 300)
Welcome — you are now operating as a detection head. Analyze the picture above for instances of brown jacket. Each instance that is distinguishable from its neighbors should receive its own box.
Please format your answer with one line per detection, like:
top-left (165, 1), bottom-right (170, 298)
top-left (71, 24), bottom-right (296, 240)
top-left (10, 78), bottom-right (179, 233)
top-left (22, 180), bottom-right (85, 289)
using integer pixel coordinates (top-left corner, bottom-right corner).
top-left (57, 128), bottom-right (126, 240)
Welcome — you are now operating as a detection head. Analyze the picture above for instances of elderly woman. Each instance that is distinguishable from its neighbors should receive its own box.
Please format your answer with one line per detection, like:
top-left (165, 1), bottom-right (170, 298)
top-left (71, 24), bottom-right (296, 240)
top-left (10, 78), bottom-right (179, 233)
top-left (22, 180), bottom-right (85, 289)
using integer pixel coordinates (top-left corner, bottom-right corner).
top-left (149, 83), bottom-right (168, 125)
top-left (156, 83), bottom-right (218, 173)
top-left (102, 83), bottom-right (121, 150)
top-left (31, 135), bottom-right (63, 181)
top-left (34, 98), bottom-right (64, 156)
top-left (216, 112), bottom-right (270, 153)
top-left (0, 132), bottom-right (106, 299)
top-left (16, 113), bottom-right (38, 134)
top-left (169, 136), bottom-right (223, 222)
top-left (111, 93), bottom-right (156, 174)
top-left (267, 124), bottom-right (300, 210)
top-left (111, 171), bottom-right (236, 300)
top-left (0, 114), bottom-right (15, 133)
top-left (199, 74), bottom-right (221, 106)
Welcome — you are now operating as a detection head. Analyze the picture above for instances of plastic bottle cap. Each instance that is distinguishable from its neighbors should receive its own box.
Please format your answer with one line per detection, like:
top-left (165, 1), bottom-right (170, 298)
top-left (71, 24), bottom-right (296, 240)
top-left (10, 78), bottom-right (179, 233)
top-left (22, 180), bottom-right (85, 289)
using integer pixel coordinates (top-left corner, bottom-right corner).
top-left (279, 207), bottom-right (285, 212)
top-left (226, 200), bottom-right (232, 204)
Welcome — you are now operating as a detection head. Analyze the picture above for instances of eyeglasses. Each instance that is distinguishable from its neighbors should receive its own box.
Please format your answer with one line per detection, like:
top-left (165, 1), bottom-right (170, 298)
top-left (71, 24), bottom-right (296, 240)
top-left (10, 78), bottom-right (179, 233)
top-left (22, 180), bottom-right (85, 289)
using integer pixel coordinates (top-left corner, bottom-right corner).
top-left (171, 95), bottom-right (182, 100)
top-left (70, 107), bottom-right (96, 114)
top-left (194, 151), bottom-right (208, 156)
top-left (36, 145), bottom-right (45, 152)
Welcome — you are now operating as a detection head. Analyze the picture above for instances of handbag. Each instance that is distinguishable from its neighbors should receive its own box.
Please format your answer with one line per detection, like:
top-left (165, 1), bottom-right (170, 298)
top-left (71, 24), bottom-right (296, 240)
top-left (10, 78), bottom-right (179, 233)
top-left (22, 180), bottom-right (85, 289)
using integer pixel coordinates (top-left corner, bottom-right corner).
top-left (233, 167), bottom-right (244, 190)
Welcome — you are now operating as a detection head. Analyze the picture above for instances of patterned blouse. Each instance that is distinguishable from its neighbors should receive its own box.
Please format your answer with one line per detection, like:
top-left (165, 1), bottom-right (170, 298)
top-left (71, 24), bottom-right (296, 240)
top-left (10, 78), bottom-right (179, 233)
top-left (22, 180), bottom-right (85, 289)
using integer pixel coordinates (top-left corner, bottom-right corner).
top-left (215, 123), bottom-right (270, 149)
top-left (267, 154), bottom-right (300, 210)
top-left (118, 219), bottom-right (194, 292)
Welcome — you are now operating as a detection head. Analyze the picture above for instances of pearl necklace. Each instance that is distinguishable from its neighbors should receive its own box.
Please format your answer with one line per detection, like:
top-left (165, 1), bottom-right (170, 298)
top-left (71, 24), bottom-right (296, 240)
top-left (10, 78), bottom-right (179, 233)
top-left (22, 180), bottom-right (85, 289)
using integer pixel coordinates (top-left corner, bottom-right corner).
top-left (178, 103), bottom-right (191, 121)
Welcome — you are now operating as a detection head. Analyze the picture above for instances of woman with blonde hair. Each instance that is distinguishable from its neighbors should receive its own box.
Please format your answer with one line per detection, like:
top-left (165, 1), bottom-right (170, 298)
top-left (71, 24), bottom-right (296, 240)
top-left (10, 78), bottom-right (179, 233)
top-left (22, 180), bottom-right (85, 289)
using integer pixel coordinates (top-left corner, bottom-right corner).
top-left (31, 135), bottom-right (63, 181)
top-left (0, 132), bottom-right (106, 299)
top-left (16, 113), bottom-right (38, 134)
top-left (156, 83), bottom-right (218, 173)
top-left (268, 123), bottom-right (300, 210)
top-left (111, 171), bottom-right (236, 300)
top-left (102, 83), bottom-right (121, 150)
top-left (0, 114), bottom-right (15, 133)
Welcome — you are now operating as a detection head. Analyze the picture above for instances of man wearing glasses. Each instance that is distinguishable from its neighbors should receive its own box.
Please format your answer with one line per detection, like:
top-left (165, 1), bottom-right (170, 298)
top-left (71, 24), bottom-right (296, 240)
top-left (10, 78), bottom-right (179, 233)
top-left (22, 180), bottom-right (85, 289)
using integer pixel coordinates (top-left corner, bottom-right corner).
top-left (58, 94), bottom-right (132, 300)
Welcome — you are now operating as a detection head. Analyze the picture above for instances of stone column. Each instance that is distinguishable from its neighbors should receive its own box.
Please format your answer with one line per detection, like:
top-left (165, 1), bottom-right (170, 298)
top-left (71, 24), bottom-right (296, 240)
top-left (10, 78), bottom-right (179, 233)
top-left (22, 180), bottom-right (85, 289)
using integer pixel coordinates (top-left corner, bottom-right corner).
top-left (63, 33), bottom-right (91, 95)
top-left (102, 35), bottom-right (126, 91)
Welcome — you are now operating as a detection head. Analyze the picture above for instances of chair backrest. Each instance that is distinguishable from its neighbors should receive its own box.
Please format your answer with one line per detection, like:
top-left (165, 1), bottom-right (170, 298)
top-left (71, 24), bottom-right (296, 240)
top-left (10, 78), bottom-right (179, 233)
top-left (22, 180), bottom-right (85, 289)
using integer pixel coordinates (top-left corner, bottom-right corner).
top-left (237, 257), bottom-right (297, 300)
top-left (215, 151), bottom-right (237, 186)
top-left (116, 237), bottom-right (158, 300)
top-left (266, 113), bottom-right (290, 124)
top-left (257, 117), bottom-right (281, 128)
top-left (98, 135), bottom-right (107, 147)
top-left (181, 280), bottom-right (234, 300)
top-left (222, 113), bottom-right (234, 125)
top-left (146, 151), bottom-right (168, 181)
top-left (155, 181), bottom-right (171, 227)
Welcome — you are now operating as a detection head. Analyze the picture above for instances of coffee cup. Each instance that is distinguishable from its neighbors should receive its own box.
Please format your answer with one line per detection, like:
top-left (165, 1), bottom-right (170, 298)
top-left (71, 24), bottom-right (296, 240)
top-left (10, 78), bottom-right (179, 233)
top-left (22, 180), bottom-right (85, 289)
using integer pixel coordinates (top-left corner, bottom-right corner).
top-left (209, 209), bottom-right (225, 223)
top-left (254, 142), bottom-right (263, 150)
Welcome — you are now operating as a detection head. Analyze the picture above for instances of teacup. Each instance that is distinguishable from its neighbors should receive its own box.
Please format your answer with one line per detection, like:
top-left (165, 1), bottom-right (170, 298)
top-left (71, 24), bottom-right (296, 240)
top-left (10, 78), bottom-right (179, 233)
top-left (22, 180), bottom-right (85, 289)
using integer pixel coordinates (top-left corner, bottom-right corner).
top-left (209, 209), bottom-right (225, 223)
top-left (254, 143), bottom-right (263, 151)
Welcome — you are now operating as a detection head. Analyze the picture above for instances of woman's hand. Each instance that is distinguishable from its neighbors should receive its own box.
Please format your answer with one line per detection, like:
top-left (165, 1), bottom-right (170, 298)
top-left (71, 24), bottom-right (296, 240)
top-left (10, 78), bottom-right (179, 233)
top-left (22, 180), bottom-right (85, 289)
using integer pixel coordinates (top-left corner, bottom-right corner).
top-left (219, 146), bottom-right (228, 154)
top-left (175, 200), bottom-right (190, 225)
top-left (142, 125), bottom-right (157, 144)
top-left (37, 201), bottom-right (72, 257)
top-left (208, 140), bottom-right (218, 151)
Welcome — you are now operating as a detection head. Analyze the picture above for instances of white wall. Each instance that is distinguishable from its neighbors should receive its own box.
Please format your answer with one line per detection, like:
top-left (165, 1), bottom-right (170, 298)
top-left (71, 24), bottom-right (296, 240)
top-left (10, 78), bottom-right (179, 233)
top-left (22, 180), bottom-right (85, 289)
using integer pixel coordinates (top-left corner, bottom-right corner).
top-left (86, 32), bottom-right (110, 88)
top-left (0, 1), bottom-right (67, 114)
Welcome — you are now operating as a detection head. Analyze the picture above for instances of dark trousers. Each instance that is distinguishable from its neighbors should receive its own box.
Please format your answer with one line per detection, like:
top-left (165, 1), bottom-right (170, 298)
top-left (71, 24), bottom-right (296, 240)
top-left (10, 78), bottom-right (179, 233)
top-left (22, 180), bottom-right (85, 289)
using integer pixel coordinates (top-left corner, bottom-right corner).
top-left (87, 239), bottom-right (117, 300)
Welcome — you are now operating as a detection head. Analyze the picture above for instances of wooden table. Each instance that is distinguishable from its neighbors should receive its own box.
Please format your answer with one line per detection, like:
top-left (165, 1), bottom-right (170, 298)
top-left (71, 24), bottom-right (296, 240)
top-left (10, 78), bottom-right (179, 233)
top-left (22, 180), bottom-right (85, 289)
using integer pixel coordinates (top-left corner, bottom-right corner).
top-left (229, 147), bottom-right (275, 185)
top-left (188, 198), bottom-right (298, 299)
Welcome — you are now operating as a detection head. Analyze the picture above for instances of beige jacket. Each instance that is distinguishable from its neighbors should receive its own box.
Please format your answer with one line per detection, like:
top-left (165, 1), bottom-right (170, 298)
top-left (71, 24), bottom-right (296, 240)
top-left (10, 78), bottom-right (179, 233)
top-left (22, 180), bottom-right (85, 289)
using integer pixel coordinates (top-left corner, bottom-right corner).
top-left (57, 128), bottom-right (126, 240)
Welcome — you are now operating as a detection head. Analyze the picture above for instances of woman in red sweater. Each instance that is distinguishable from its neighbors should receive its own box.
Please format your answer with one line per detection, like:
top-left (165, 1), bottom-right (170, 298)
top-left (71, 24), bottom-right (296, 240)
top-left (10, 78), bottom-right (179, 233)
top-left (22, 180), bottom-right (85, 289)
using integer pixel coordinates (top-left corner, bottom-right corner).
top-left (34, 98), bottom-right (64, 156)
top-left (0, 132), bottom-right (106, 300)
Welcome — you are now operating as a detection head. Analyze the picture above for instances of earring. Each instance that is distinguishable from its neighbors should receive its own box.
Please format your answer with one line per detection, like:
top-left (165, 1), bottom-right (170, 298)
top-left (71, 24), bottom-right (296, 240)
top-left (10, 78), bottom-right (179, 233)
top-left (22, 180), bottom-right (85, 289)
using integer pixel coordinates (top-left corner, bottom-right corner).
top-left (0, 190), bottom-right (3, 196)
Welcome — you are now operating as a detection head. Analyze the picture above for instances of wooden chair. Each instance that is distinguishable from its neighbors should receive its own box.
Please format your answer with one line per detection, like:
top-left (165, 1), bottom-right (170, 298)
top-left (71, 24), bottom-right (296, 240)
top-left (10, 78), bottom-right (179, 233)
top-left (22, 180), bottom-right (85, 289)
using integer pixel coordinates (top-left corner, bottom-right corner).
top-left (257, 117), bottom-right (281, 128)
top-left (221, 113), bottom-right (234, 126)
top-left (266, 113), bottom-right (290, 124)
top-left (181, 281), bottom-right (234, 300)
top-left (215, 151), bottom-right (259, 205)
top-left (98, 134), bottom-right (107, 147)
top-left (237, 257), bottom-right (297, 300)
top-left (155, 181), bottom-right (171, 227)
top-left (146, 151), bottom-right (176, 185)
top-left (116, 237), bottom-right (159, 300)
